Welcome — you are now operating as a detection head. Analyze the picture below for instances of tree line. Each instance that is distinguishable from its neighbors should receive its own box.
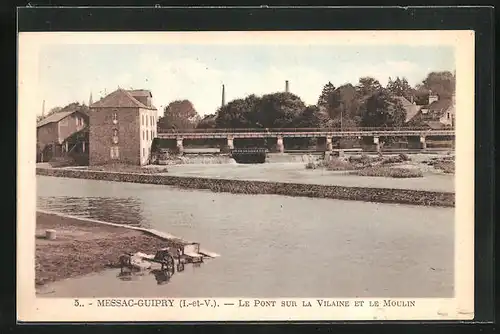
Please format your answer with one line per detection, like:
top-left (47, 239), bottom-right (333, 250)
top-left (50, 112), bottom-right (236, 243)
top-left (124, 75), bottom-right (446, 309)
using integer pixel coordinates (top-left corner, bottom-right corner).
top-left (158, 70), bottom-right (455, 130)
top-left (39, 70), bottom-right (455, 131)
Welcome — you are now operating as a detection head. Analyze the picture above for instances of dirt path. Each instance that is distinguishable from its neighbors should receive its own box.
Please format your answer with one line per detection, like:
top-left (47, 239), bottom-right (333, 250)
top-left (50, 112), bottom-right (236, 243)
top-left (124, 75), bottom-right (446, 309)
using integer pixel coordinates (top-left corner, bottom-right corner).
top-left (35, 212), bottom-right (183, 286)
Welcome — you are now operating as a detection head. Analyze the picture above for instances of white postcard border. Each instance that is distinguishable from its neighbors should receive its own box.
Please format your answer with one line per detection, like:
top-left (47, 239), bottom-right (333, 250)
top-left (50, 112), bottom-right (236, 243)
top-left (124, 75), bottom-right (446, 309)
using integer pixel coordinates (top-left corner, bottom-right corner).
top-left (17, 30), bottom-right (475, 322)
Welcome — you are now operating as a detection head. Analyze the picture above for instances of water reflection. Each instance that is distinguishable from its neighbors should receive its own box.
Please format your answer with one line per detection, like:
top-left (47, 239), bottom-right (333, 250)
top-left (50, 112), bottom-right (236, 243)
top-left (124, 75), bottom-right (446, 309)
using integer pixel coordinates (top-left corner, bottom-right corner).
top-left (116, 261), bottom-right (202, 286)
top-left (117, 269), bottom-right (146, 282)
top-left (151, 269), bottom-right (174, 285)
top-left (37, 196), bottom-right (146, 226)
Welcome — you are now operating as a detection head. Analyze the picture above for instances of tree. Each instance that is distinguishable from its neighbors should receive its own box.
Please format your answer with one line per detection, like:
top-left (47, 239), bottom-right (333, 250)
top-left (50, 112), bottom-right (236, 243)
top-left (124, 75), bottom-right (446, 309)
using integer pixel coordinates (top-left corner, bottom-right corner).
top-left (292, 105), bottom-right (330, 128)
top-left (196, 113), bottom-right (217, 129)
top-left (355, 77), bottom-right (383, 98)
top-left (215, 94), bottom-right (261, 128)
top-left (257, 92), bottom-right (306, 128)
top-left (317, 82), bottom-right (336, 110)
top-left (361, 89), bottom-right (406, 128)
top-left (158, 100), bottom-right (200, 130)
top-left (421, 71), bottom-right (455, 98)
top-left (413, 83), bottom-right (431, 105)
top-left (386, 76), bottom-right (414, 101)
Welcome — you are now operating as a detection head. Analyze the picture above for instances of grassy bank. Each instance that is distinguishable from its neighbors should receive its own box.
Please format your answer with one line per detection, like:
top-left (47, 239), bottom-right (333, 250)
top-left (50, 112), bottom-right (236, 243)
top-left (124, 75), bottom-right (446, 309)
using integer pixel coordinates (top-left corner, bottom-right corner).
top-left (350, 166), bottom-right (424, 178)
top-left (36, 167), bottom-right (454, 207)
top-left (306, 153), bottom-right (454, 179)
top-left (35, 212), bottom-right (183, 286)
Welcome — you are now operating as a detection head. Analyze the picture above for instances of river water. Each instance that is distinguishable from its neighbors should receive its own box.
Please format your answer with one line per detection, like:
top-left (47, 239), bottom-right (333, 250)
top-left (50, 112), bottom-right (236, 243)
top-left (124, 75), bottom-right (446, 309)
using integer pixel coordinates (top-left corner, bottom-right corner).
top-left (36, 175), bottom-right (454, 298)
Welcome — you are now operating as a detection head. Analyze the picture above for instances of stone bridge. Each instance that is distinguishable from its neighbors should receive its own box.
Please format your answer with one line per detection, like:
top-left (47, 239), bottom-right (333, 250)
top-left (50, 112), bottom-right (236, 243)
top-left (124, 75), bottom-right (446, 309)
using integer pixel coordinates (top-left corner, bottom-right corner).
top-left (156, 127), bottom-right (455, 153)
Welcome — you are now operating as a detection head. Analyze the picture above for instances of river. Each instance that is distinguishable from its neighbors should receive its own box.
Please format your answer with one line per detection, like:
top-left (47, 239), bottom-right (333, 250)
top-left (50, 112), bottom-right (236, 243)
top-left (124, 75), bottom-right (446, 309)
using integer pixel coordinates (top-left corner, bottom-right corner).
top-left (36, 175), bottom-right (454, 298)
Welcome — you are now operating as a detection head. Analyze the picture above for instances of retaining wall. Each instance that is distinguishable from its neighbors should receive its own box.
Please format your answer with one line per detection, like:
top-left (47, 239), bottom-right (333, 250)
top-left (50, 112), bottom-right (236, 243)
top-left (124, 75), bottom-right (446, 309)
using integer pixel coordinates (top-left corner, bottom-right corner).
top-left (36, 167), bottom-right (454, 207)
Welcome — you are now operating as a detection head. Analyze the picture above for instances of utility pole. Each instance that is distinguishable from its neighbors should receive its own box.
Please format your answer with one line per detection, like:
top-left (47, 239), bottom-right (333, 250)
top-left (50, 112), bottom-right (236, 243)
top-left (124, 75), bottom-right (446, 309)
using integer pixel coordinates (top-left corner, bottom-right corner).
top-left (340, 102), bottom-right (343, 131)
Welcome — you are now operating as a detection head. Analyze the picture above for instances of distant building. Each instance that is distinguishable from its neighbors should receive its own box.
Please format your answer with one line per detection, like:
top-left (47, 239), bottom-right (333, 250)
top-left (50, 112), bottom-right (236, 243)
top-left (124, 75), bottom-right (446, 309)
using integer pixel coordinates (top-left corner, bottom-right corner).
top-left (89, 88), bottom-right (157, 166)
top-left (406, 92), bottom-right (455, 129)
top-left (395, 96), bottom-right (422, 123)
top-left (37, 104), bottom-right (89, 161)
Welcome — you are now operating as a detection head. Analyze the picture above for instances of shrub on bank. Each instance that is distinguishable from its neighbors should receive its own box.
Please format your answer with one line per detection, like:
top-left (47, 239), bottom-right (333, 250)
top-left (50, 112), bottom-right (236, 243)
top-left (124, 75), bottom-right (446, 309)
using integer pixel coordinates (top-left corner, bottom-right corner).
top-left (348, 154), bottom-right (382, 166)
top-left (322, 158), bottom-right (355, 171)
top-left (350, 166), bottom-right (423, 178)
top-left (305, 158), bottom-right (354, 171)
top-left (305, 162), bottom-right (318, 169)
top-left (433, 161), bottom-right (455, 174)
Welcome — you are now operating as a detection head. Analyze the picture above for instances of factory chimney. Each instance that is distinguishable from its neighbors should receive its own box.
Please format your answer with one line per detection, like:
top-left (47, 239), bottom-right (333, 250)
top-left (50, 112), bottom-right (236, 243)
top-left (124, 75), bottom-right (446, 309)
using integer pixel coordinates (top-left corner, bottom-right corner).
top-left (285, 80), bottom-right (289, 93)
top-left (42, 99), bottom-right (45, 117)
top-left (221, 84), bottom-right (226, 107)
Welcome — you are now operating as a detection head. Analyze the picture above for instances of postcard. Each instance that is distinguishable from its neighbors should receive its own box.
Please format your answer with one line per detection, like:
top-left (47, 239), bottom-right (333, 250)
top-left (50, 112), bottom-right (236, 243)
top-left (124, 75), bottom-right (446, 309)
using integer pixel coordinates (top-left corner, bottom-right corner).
top-left (17, 30), bottom-right (474, 322)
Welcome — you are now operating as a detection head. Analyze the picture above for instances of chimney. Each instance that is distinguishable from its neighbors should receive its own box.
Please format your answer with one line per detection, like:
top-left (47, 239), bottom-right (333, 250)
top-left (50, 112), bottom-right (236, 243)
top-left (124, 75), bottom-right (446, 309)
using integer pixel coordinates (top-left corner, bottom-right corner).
top-left (42, 100), bottom-right (45, 117)
top-left (428, 90), bottom-right (439, 104)
top-left (410, 95), bottom-right (414, 104)
top-left (285, 80), bottom-right (289, 93)
top-left (221, 84), bottom-right (225, 107)
top-left (89, 92), bottom-right (93, 106)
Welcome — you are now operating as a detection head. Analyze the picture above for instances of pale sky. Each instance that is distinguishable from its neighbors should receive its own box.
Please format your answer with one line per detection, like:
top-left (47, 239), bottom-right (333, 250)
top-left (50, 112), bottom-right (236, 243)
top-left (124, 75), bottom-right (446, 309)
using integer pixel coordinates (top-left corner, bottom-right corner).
top-left (39, 44), bottom-right (454, 117)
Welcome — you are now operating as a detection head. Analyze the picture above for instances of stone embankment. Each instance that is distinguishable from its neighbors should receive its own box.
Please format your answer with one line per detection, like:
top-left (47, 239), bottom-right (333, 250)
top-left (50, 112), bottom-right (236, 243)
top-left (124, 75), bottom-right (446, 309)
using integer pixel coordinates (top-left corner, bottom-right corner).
top-left (37, 167), bottom-right (454, 207)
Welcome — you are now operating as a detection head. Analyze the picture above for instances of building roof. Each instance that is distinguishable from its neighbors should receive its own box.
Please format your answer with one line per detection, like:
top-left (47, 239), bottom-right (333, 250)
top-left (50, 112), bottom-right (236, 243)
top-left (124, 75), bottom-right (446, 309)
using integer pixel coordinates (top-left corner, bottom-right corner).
top-left (396, 96), bottom-right (422, 123)
top-left (37, 105), bottom-right (88, 128)
top-left (128, 89), bottom-right (152, 97)
top-left (37, 110), bottom-right (76, 128)
top-left (90, 89), bottom-right (156, 110)
top-left (423, 98), bottom-right (453, 113)
top-left (426, 121), bottom-right (447, 130)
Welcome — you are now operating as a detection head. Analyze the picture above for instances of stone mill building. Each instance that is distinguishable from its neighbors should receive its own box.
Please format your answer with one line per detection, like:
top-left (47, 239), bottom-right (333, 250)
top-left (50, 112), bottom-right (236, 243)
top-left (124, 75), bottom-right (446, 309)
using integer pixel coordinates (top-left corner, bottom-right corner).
top-left (89, 88), bottom-right (158, 166)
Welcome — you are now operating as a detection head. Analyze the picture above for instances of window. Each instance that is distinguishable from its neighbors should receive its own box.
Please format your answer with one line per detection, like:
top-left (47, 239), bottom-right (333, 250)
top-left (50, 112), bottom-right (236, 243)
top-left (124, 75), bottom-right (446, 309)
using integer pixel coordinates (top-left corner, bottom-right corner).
top-left (150, 130), bottom-right (153, 140)
top-left (150, 115), bottom-right (153, 126)
top-left (110, 146), bottom-right (120, 159)
top-left (146, 131), bottom-right (149, 141)
top-left (143, 148), bottom-right (145, 157)
top-left (75, 117), bottom-right (79, 126)
top-left (112, 129), bottom-right (119, 144)
top-left (112, 112), bottom-right (118, 124)
top-left (143, 131), bottom-right (145, 140)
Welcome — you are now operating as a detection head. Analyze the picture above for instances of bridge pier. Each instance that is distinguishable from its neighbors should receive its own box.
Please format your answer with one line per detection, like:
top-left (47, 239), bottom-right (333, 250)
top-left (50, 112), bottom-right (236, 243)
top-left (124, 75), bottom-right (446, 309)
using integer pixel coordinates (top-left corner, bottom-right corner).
top-left (325, 136), bottom-right (333, 152)
top-left (176, 137), bottom-right (184, 153)
top-left (276, 136), bottom-right (284, 153)
top-left (374, 136), bottom-right (381, 153)
top-left (420, 135), bottom-right (427, 150)
top-left (227, 135), bottom-right (234, 150)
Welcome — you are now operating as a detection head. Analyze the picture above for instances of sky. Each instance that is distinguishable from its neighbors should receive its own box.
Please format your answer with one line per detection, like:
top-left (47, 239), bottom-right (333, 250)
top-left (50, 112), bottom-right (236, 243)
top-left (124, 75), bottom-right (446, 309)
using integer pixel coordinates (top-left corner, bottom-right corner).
top-left (38, 44), bottom-right (455, 117)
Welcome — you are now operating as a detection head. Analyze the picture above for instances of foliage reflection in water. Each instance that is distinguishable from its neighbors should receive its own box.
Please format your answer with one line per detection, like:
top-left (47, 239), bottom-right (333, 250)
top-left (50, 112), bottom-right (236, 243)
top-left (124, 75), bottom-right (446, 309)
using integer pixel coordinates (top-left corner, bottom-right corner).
top-left (37, 196), bottom-right (146, 227)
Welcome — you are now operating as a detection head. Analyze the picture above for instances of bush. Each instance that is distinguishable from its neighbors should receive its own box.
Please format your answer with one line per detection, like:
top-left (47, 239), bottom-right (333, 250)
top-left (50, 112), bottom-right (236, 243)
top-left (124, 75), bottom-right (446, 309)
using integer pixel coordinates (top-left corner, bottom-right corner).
top-left (381, 156), bottom-right (404, 164)
top-left (350, 166), bottom-right (423, 178)
top-left (433, 161), bottom-right (455, 174)
top-left (349, 154), bottom-right (382, 165)
top-left (305, 162), bottom-right (318, 169)
top-left (399, 153), bottom-right (410, 161)
top-left (323, 158), bottom-right (355, 171)
top-left (305, 158), bottom-right (355, 171)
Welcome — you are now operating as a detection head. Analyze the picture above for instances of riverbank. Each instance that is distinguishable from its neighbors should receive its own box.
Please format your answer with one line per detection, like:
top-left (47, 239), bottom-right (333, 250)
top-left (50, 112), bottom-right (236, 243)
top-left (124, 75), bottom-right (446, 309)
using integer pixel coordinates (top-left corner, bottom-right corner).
top-left (35, 211), bottom-right (184, 286)
top-left (36, 167), bottom-right (454, 207)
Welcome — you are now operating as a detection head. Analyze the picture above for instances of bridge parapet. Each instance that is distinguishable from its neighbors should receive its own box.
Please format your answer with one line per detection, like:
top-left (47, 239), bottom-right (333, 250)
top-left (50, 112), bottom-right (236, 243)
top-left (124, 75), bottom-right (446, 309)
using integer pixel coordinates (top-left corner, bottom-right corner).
top-left (157, 128), bottom-right (454, 140)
